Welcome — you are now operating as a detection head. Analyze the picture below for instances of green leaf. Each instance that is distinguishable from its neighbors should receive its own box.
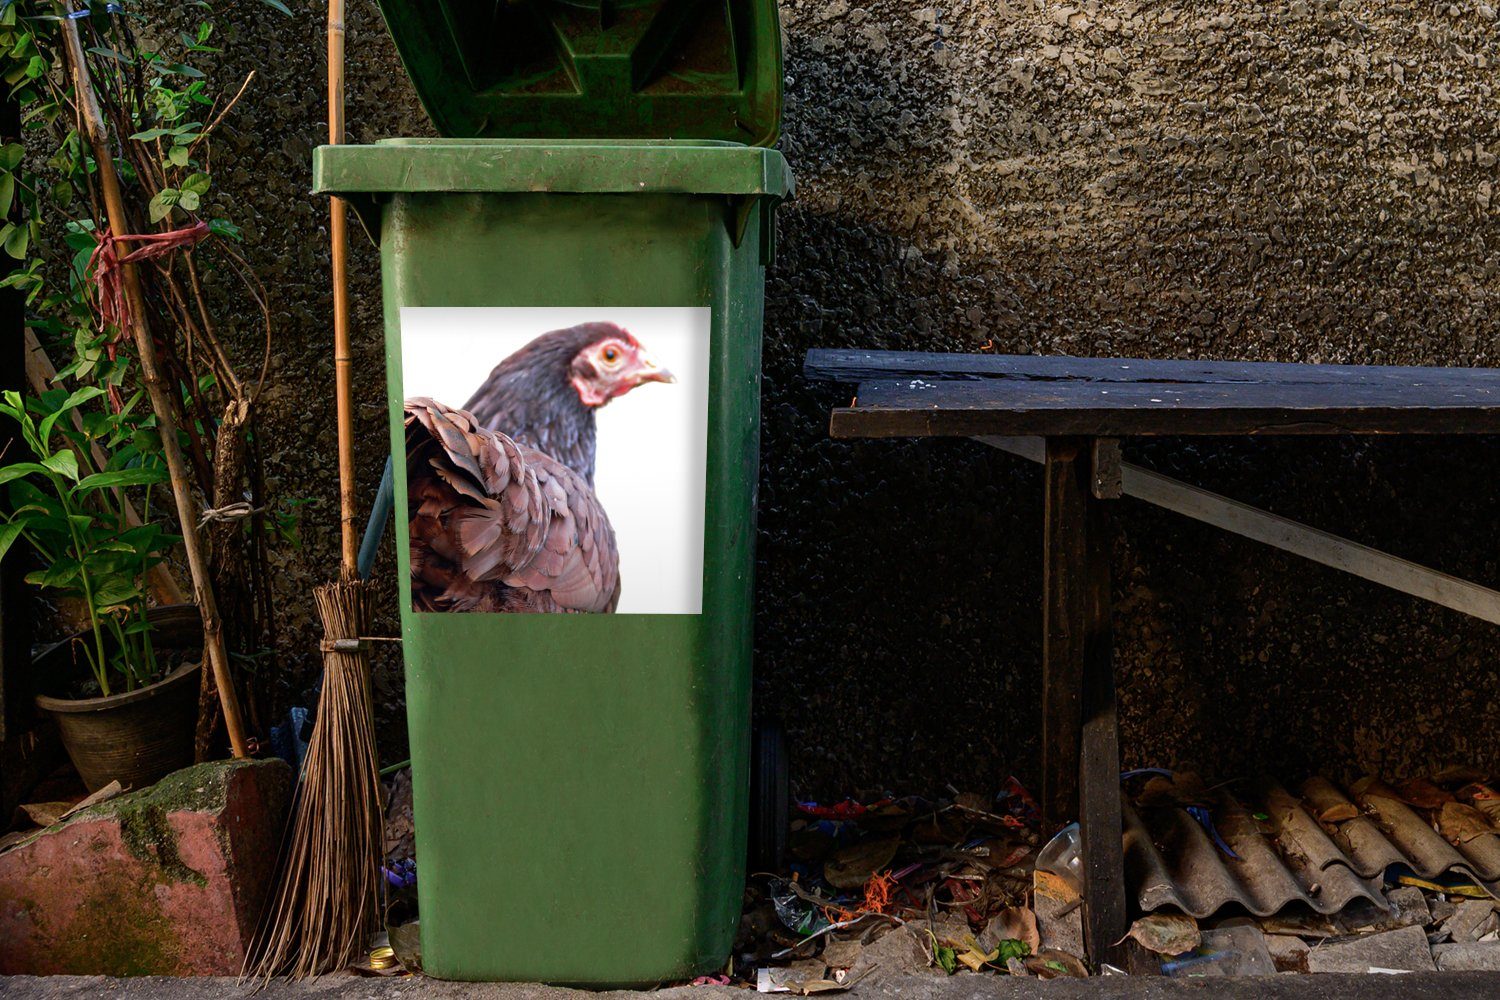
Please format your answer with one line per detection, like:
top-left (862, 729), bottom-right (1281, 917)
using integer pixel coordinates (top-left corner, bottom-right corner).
top-left (258, 0), bottom-right (294, 15)
top-left (0, 462), bottom-right (51, 486)
top-left (26, 557), bottom-right (81, 589)
top-left (129, 127), bottom-right (175, 141)
top-left (0, 519), bottom-right (25, 563)
top-left (0, 172), bottom-right (12, 217)
top-left (37, 385), bottom-right (105, 443)
top-left (41, 450), bottom-right (79, 481)
top-left (935, 944), bottom-right (956, 976)
top-left (148, 188), bottom-right (178, 222)
top-left (76, 467), bottom-right (167, 491)
top-left (63, 219), bottom-right (98, 250)
top-left (2, 219), bottom-right (27, 258)
top-left (177, 189), bottom-right (200, 212)
top-left (166, 145), bottom-right (190, 167)
top-left (86, 45), bottom-right (133, 65)
top-left (995, 939), bottom-right (1030, 963)
top-left (0, 142), bottom-right (22, 171)
top-left (91, 578), bottom-right (142, 609)
top-left (180, 171), bottom-right (210, 196)
top-left (23, 54), bottom-right (46, 79)
top-left (207, 218), bottom-right (241, 241)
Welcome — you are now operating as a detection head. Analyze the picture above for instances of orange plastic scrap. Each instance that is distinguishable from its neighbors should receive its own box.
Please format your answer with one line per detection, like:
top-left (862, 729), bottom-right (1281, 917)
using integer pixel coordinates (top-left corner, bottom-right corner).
top-left (824, 870), bottom-right (899, 925)
top-left (864, 870), bottom-right (896, 913)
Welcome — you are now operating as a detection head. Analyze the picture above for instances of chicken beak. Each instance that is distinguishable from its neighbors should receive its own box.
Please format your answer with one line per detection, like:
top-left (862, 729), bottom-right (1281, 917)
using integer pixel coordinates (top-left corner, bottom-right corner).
top-left (635, 349), bottom-right (676, 385)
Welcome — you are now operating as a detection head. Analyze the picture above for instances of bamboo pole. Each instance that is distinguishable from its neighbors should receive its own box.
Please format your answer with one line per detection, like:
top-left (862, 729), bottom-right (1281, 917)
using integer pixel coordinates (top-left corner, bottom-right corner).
top-left (24, 329), bottom-right (188, 607)
top-left (244, 2), bottom-right (382, 974)
top-left (61, 8), bottom-right (248, 758)
top-left (328, 0), bottom-right (357, 575)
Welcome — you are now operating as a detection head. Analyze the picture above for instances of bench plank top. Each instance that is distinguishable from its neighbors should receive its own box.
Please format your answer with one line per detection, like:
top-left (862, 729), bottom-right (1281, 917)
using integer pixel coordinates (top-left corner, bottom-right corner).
top-left (805, 349), bottom-right (1500, 437)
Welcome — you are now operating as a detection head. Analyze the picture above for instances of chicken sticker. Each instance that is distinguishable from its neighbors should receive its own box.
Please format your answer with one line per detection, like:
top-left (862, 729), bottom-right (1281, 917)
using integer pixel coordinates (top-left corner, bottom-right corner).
top-left (400, 308), bottom-right (710, 615)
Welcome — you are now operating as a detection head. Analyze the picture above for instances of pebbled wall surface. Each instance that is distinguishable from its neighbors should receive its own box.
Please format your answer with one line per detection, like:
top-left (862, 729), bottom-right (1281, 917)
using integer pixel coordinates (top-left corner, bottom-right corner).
top-left (195, 0), bottom-right (1499, 797)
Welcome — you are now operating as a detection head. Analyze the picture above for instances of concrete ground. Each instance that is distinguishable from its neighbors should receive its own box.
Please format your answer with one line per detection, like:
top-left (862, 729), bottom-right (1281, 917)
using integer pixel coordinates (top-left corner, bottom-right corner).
top-left (3, 974), bottom-right (1500, 1000)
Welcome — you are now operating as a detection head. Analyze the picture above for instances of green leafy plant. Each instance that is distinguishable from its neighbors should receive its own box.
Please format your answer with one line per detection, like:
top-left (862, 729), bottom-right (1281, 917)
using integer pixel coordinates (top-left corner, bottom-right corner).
top-left (0, 1), bottom-right (292, 742)
top-left (0, 386), bottom-right (179, 695)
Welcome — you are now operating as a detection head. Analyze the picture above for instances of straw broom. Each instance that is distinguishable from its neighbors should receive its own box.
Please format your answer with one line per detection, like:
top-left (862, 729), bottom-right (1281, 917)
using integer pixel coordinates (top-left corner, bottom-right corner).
top-left (245, 0), bottom-right (383, 977)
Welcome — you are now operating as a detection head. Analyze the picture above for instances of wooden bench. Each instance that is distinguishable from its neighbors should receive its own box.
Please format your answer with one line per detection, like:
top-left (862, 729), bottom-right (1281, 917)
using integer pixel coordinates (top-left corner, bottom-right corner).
top-left (805, 348), bottom-right (1500, 966)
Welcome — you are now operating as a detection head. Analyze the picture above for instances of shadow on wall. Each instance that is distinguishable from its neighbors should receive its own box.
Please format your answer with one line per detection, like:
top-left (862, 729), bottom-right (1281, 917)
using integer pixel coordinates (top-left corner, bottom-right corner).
top-left (754, 0), bottom-right (1500, 797)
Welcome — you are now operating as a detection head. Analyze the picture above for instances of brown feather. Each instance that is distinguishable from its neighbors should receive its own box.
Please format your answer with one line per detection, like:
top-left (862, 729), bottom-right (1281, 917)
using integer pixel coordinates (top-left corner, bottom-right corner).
top-left (404, 398), bottom-right (619, 614)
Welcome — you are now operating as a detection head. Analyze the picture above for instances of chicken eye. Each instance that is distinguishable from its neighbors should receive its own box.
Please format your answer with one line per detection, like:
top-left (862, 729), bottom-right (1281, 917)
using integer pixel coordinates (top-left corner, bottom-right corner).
top-left (602, 346), bottom-right (621, 364)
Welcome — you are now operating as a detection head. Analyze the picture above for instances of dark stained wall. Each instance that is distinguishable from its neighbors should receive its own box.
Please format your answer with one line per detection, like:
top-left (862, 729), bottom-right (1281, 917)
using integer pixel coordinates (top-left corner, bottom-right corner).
top-left (201, 1), bottom-right (1500, 796)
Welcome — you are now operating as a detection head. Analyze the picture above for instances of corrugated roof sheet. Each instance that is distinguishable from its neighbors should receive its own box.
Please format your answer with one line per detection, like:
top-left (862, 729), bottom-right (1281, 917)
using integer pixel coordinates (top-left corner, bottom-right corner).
top-left (1125, 777), bottom-right (1500, 920)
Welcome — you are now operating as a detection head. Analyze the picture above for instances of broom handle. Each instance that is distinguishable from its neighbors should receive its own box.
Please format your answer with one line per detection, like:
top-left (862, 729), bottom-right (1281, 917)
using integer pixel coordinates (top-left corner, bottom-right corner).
top-left (329, 0), bottom-right (358, 577)
top-left (61, 9), bottom-right (249, 759)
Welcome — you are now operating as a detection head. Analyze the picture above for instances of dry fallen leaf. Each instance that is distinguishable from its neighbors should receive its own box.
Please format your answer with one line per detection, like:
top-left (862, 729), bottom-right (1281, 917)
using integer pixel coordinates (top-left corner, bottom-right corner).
top-left (1396, 778), bottom-right (1454, 811)
top-left (1122, 912), bottom-right (1200, 956)
top-left (1025, 949), bottom-right (1088, 978)
top-left (1458, 784), bottom-right (1500, 824)
top-left (1352, 776), bottom-right (1404, 804)
top-left (983, 906), bottom-right (1040, 956)
top-left (955, 945), bottom-right (990, 973)
top-left (825, 837), bottom-right (900, 889)
top-left (18, 778), bottom-right (125, 828)
top-left (1315, 801), bottom-right (1359, 823)
top-left (18, 802), bottom-right (70, 828)
top-left (1438, 801), bottom-right (1497, 845)
top-left (1433, 765), bottom-right (1488, 786)
top-left (60, 780), bottom-right (124, 820)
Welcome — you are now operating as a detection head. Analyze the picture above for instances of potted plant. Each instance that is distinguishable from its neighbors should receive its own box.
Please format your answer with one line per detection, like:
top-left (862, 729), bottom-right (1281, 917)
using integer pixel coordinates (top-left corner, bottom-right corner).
top-left (0, 385), bottom-right (200, 791)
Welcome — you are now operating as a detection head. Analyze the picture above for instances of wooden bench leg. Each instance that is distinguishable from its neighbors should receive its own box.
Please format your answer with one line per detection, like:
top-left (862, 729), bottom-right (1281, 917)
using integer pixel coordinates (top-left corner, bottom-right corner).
top-left (1079, 492), bottom-right (1127, 966)
top-left (1041, 438), bottom-right (1085, 832)
top-left (1043, 437), bottom-right (1127, 968)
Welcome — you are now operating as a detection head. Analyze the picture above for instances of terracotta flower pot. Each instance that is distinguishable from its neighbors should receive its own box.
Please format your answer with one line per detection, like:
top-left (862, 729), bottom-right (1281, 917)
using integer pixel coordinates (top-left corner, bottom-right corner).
top-left (33, 604), bottom-right (203, 792)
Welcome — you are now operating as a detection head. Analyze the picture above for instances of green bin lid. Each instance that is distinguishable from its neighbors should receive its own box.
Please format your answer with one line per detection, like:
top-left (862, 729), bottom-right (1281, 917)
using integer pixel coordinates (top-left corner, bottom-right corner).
top-left (373, 0), bottom-right (784, 146)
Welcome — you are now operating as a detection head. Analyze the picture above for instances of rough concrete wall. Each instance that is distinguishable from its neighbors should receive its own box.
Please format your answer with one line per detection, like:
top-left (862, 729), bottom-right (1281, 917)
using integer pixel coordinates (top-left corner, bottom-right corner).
top-left (202, 1), bottom-right (1499, 794)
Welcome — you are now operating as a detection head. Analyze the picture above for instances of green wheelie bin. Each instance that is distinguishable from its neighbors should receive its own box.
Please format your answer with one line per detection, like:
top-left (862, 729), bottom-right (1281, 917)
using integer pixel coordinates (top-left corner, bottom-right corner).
top-left (312, 0), bottom-right (791, 986)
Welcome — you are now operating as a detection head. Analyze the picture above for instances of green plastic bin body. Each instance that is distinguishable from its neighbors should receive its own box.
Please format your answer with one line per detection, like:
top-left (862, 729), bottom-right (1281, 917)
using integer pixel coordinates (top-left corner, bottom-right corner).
top-left (315, 139), bottom-right (789, 984)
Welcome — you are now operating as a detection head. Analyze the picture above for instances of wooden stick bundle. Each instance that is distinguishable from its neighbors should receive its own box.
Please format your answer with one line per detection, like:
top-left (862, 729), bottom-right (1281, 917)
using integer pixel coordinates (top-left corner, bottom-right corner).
top-left (60, 6), bottom-right (247, 759)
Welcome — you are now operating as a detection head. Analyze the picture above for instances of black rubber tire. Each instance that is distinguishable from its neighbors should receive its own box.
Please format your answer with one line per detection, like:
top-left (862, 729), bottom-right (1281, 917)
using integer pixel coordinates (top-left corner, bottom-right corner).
top-left (748, 719), bottom-right (789, 873)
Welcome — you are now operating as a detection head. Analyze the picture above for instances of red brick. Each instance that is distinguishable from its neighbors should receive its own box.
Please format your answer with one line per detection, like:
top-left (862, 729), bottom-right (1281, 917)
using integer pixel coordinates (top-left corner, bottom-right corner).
top-left (0, 758), bottom-right (290, 975)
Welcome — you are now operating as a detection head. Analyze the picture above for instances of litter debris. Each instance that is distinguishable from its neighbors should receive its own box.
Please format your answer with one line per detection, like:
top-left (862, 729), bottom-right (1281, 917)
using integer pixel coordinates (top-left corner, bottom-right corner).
top-left (1035, 822), bottom-right (1081, 887)
top-left (741, 785), bottom-right (1053, 987)
top-left (381, 764), bottom-right (1500, 984)
top-left (1162, 925), bottom-right (1274, 977)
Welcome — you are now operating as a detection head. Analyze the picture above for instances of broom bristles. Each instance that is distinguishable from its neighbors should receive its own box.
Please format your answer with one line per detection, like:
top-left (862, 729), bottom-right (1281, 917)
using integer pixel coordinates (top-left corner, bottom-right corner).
top-left (244, 579), bottom-right (383, 980)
